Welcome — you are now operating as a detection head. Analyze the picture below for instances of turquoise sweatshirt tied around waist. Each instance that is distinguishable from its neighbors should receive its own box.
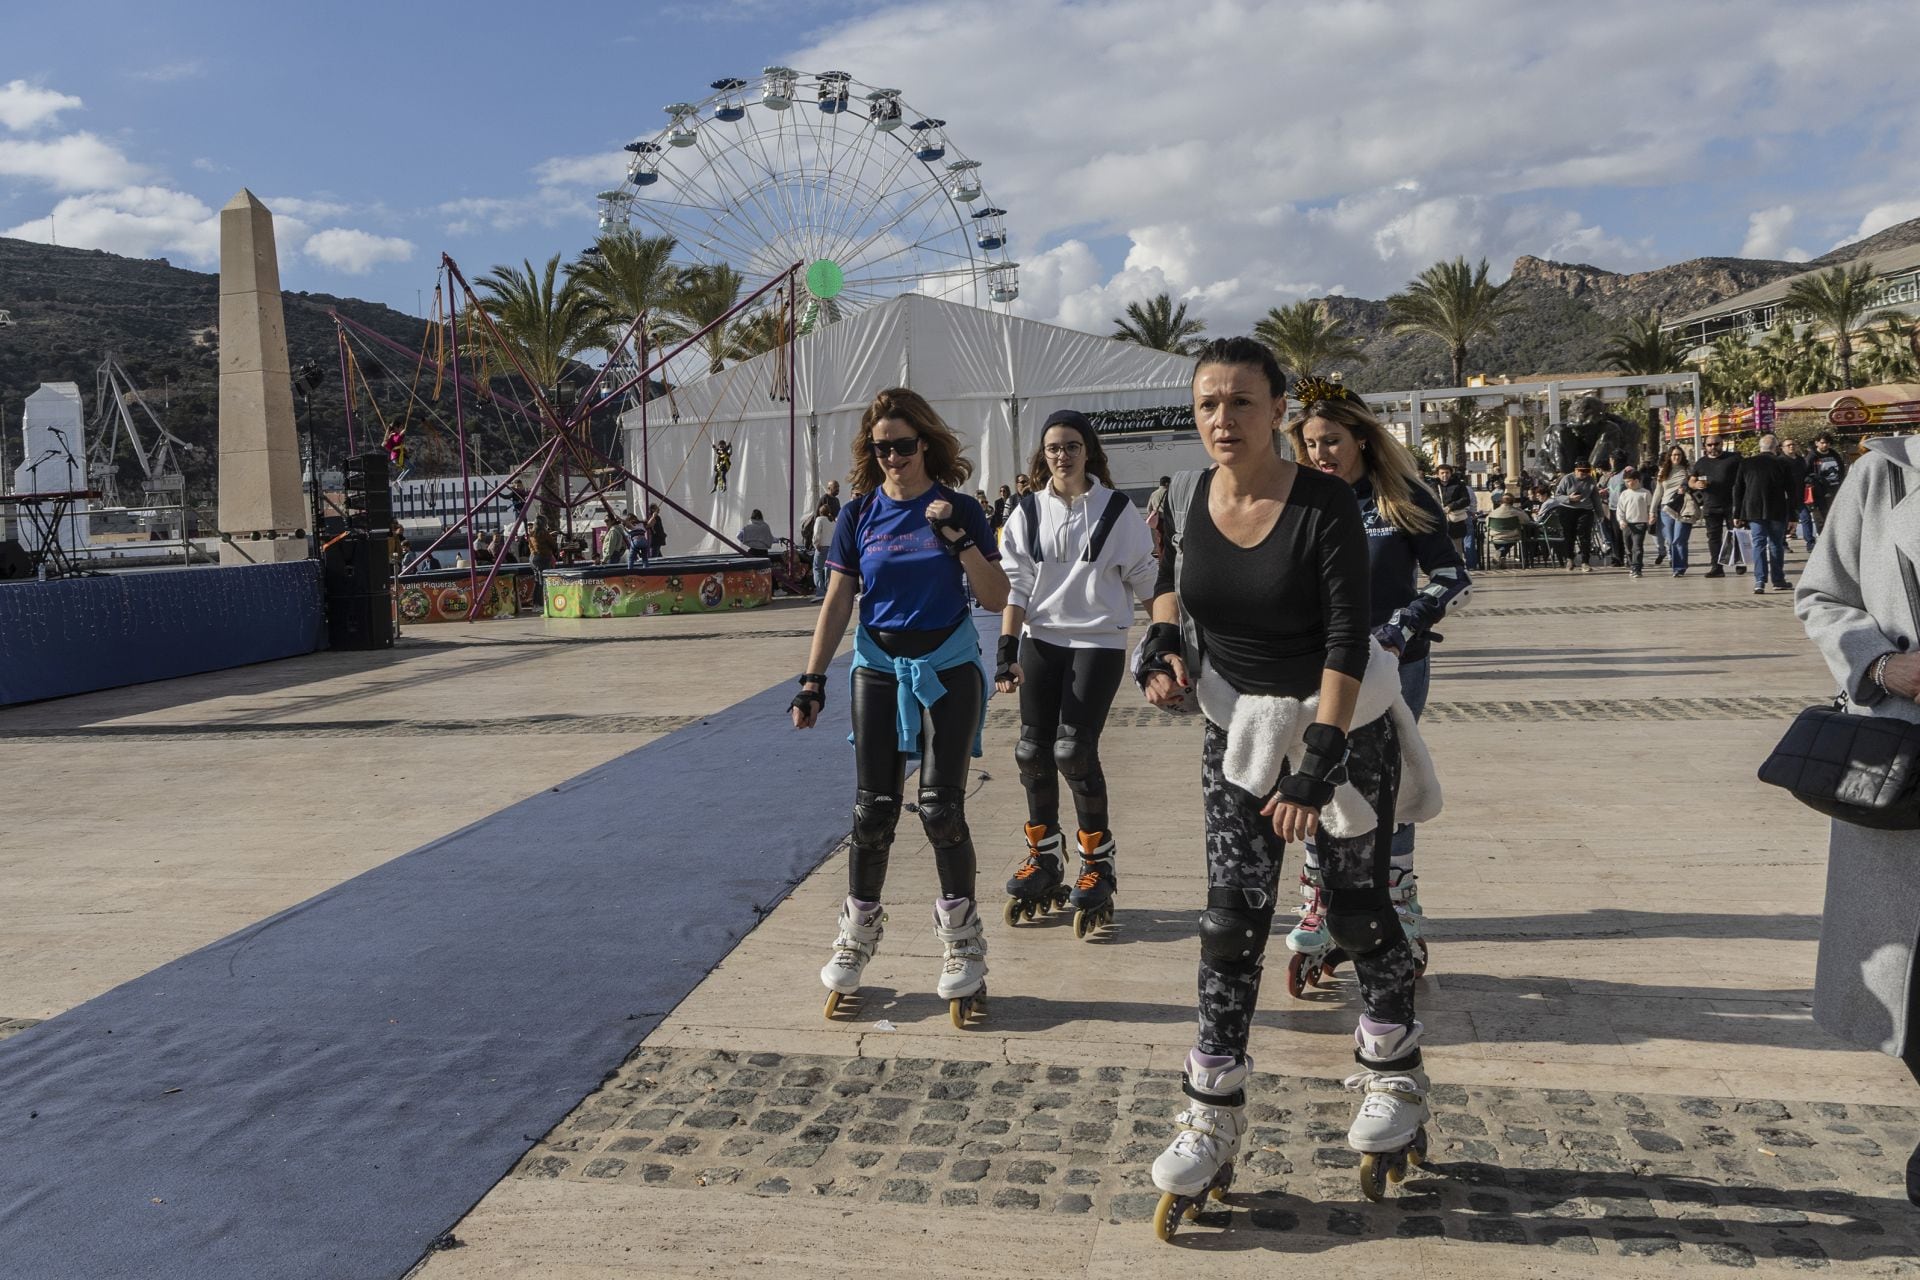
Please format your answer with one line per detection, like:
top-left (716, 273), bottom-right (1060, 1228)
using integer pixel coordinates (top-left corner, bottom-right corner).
top-left (850, 621), bottom-right (990, 757)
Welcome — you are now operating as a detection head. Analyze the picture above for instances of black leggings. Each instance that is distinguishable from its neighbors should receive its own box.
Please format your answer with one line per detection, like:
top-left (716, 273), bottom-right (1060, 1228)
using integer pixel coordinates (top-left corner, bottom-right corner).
top-left (1015, 637), bottom-right (1126, 835)
top-left (848, 659), bottom-right (984, 902)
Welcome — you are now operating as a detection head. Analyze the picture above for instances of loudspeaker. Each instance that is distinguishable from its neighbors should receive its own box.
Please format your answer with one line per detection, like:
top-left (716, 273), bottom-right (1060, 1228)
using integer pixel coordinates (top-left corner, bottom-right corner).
top-left (344, 449), bottom-right (393, 531)
top-left (0, 539), bottom-right (29, 580)
top-left (323, 533), bottom-right (392, 593)
top-left (327, 590), bottom-right (395, 650)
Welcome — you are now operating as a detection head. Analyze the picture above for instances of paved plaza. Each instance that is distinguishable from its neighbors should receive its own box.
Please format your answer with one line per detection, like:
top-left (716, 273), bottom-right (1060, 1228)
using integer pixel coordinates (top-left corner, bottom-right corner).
top-left (4, 553), bottom-right (1917, 1276)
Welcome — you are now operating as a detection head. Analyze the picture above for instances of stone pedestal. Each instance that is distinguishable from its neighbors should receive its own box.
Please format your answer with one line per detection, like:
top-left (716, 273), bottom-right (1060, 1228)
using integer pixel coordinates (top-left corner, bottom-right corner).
top-left (217, 190), bottom-right (308, 566)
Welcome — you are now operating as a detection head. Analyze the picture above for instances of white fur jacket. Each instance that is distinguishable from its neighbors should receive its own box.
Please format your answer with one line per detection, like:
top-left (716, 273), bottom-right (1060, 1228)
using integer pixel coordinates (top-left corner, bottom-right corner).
top-left (1194, 638), bottom-right (1443, 839)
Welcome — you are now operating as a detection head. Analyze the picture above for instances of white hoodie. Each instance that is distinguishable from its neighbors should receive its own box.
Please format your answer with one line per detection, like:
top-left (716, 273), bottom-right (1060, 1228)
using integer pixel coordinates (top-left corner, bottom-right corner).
top-left (1002, 479), bottom-right (1160, 649)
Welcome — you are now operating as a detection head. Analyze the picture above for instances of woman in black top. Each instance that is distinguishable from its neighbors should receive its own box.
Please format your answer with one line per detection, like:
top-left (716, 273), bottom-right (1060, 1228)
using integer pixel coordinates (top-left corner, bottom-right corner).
top-left (1141, 340), bottom-right (1432, 1231)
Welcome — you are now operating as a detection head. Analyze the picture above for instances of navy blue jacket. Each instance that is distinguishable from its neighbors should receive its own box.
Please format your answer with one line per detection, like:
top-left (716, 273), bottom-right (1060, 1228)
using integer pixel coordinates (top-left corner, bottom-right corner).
top-left (1354, 477), bottom-right (1471, 665)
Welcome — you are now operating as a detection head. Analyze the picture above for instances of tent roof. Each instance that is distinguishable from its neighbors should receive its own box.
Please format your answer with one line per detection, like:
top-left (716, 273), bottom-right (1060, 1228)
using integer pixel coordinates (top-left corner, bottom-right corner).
top-left (1777, 382), bottom-right (1920, 410)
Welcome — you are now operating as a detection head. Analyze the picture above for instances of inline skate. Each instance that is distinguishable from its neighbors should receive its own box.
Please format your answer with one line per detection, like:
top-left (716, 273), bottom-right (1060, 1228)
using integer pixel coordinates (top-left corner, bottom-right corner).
top-left (1003, 822), bottom-right (1069, 926)
top-left (1347, 1019), bottom-right (1431, 1201)
top-left (820, 897), bottom-right (884, 1020)
top-left (1069, 829), bottom-right (1117, 940)
top-left (1151, 1051), bottom-right (1250, 1241)
top-left (934, 897), bottom-right (988, 1028)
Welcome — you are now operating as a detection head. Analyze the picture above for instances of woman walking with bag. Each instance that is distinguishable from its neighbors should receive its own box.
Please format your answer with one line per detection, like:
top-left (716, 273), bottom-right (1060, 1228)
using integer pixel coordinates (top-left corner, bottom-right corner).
top-left (996, 409), bottom-right (1159, 939)
top-left (789, 388), bottom-right (1008, 1027)
top-left (1140, 340), bottom-right (1443, 1235)
top-left (1793, 434), bottom-right (1920, 1205)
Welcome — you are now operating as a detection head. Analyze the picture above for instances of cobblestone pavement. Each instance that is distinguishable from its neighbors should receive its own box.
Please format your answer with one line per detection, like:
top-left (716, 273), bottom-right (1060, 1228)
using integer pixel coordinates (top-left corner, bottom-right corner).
top-left (512, 1045), bottom-right (1920, 1271)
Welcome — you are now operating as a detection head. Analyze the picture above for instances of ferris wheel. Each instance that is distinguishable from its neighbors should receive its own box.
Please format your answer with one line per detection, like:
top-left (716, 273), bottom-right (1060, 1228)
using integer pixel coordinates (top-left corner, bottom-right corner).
top-left (596, 68), bottom-right (1018, 326)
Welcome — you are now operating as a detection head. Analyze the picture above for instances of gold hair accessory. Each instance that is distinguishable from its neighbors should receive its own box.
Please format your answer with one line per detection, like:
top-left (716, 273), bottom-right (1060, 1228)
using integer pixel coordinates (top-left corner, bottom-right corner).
top-left (1291, 376), bottom-right (1359, 407)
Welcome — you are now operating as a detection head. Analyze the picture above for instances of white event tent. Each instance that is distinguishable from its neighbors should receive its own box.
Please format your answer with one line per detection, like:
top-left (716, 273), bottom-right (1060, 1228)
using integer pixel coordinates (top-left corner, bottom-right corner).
top-left (621, 293), bottom-right (1211, 555)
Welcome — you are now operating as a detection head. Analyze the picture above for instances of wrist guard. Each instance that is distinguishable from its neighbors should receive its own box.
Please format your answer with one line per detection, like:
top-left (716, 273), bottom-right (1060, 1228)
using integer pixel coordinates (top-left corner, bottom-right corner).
top-left (789, 672), bottom-right (827, 717)
top-left (1275, 723), bottom-right (1349, 810)
top-left (995, 634), bottom-right (1019, 682)
top-left (1136, 621), bottom-right (1184, 688)
top-left (926, 509), bottom-right (976, 556)
top-left (1372, 621), bottom-right (1410, 653)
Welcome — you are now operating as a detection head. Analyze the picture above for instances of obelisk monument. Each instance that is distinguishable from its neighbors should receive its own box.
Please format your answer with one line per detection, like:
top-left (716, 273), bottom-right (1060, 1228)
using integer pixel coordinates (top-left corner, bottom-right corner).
top-left (217, 189), bottom-right (307, 565)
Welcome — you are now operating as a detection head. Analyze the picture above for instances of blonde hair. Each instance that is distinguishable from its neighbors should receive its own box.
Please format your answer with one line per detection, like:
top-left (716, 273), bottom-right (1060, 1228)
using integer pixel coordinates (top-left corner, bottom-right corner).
top-left (848, 387), bottom-right (974, 495)
top-left (1285, 397), bottom-right (1438, 536)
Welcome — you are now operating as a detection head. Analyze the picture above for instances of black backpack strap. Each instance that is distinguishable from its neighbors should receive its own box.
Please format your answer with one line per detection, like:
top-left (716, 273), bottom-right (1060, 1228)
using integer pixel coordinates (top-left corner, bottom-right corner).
top-left (1018, 491), bottom-right (1042, 563)
top-left (1082, 489), bottom-right (1133, 562)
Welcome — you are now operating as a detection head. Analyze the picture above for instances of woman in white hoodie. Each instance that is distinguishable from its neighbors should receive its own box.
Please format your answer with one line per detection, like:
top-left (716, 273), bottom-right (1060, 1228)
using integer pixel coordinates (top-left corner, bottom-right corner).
top-left (996, 409), bottom-right (1160, 938)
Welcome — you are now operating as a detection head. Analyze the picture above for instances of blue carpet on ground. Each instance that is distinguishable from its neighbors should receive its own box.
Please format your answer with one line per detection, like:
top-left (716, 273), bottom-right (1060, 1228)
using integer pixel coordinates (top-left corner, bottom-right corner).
top-left (0, 634), bottom-right (965, 1280)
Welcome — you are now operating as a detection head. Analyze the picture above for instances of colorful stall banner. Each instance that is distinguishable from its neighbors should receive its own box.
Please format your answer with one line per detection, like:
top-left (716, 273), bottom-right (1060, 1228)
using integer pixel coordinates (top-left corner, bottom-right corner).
top-left (544, 563), bottom-right (773, 619)
top-left (396, 568), bottom-right (537, 624)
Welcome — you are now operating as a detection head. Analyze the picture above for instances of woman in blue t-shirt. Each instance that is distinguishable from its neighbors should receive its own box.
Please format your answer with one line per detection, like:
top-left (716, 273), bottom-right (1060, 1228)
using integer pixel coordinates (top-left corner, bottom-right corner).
top-left (790, 387), bottom-right (1009, 1027)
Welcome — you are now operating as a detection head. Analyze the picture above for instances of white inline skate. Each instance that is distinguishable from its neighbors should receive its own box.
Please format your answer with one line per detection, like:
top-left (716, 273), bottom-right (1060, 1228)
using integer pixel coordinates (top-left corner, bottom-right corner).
top-left (1346, 1019), bottom-right (1431, 1201)
top-left (1151, 1051), bottom-right (1250, 1241)
top-left (819, 897), bottom-right (884, 1020)
top-left (933, 897), bottom-right (988, 1028)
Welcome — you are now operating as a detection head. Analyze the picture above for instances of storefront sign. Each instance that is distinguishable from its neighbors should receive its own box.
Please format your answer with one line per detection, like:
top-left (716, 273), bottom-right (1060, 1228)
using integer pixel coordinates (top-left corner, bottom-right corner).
top-left (1085, 405), bottom-right (1195, 436)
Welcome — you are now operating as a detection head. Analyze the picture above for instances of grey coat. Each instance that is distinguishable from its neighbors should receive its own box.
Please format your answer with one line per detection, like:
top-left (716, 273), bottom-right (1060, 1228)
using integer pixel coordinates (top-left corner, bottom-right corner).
top-left (1794, 435), bottom-right (1920, 1062)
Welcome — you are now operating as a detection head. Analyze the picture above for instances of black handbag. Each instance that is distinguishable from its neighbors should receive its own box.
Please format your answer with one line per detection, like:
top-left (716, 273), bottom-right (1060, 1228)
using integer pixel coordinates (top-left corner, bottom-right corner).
top-left (1757, 466), bottom-right (1920, 830)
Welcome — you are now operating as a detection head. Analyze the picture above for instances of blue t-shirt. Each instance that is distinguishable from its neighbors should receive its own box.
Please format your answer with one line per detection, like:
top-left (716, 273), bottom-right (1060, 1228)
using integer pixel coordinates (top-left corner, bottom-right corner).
top-left (827, 484), bottom-right (998, 631)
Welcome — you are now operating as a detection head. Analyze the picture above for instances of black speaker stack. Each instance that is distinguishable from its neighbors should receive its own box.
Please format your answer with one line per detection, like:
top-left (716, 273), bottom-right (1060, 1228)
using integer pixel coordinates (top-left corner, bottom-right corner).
top-left (324, 449), bottom-right (396, 649)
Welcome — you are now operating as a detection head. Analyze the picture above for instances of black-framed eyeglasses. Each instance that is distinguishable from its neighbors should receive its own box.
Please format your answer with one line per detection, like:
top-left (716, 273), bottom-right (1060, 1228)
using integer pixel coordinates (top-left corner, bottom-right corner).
top-left (871, 436), bottom-right (921, 458)
top-left (1043, 441), bottom-right (1084, 457)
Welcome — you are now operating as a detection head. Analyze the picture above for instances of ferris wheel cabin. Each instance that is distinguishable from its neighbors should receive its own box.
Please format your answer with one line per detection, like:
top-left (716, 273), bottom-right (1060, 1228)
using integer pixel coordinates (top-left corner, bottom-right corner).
top-left (623, 140), bottom-right (662, 186)
top-left (910, 119), bottom-right (948, 163)
top-left (664, 103), bottom-right (699, 147)
top-left (710, 78), bottom-right (748, 122)
top-left (946, 159), bottom-right (983, 203)
top-left (760, 66), bottom-right (797, 110)
top-left (989, 263), bottom-right (1020, 304)
top-left (867, 89), bottom-right (904, 131)
top-left (972, 207), bottom-right (1008, 252)
top-left (816, 71), bottom-right (853, 113)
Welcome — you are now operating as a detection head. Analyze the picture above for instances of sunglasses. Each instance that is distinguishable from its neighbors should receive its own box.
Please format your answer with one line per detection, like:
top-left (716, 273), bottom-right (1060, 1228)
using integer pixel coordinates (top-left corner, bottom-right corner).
top-left (870, 435), bottom-right (921, 459)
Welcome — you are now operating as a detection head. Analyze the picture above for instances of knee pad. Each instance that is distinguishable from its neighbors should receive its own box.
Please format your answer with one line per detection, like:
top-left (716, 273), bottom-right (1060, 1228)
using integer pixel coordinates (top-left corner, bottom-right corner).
top-left (1198, 886), bottom-right (1275, 972)
top-left (851, 790), bottom-right (901, 846)
top-left (1324, 887), bottom-right (1403, 956)
top-left (1014, 726), bottom-right (1055, 785)
top-left (1052, 725), bottom-right (1101, 784)
top-left (916, 785), bottom-right (970, 848)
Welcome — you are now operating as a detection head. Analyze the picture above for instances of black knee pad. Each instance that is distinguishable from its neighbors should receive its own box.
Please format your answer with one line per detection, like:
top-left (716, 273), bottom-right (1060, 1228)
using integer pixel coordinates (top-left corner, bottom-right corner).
top-left (916, 785), bottom-right (970, 848)
top-left (1324, 887), bottom-right (1402, 956)
top-left (1197, 886), bottom-right (1275, 972)
top-left (1052, 725), bottom-right (1101, 783)
top-left (851, 790), bottom-right (901, 846)
top-left (1014, 726), bottom-right (1055, 785)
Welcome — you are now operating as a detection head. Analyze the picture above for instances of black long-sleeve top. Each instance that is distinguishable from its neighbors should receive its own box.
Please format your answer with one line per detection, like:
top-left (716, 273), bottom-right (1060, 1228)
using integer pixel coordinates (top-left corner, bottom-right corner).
top-left (1155, 465), bottom-right (1372, 698)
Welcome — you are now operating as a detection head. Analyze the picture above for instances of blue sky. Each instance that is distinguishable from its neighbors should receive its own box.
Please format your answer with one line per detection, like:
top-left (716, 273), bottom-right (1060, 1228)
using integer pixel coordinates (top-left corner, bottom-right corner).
top-left (4, 0), bottom-right (1918, 334)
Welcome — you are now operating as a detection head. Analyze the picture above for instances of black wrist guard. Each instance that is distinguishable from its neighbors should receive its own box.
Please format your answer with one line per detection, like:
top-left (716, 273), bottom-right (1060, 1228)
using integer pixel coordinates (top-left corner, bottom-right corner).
top-left (1136, 621), bottom-right (1183, 688)
top-left (1276, 722), bottom-right (1349, 809)
top-left (995, 634), bottom-right (1019, 682)
top-left (927, 509), bottom-right (976, 556)
top-left (789, 673), bottom-right (826, 717)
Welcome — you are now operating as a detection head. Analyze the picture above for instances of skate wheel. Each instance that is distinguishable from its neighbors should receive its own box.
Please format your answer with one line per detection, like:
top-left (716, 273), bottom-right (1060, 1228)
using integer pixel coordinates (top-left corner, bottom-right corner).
top-left (1357, 1153), bottom-right (1388, 1203)
top-left (823, 990), bottom-right (844, 1020)
top-left (1285, 952), bottom-right (1308, 999)
top-left (949, 990), bottom-right (986, 1029)
top-left (1073, 909), bottom-right (1091, 940)
top-left (1003, 897), bottom-right (1022, 927)
top-left (1152, 1192), bottom-right (1181, 1242)
top-left (1408, 1127), bottom-right (1428, 1168)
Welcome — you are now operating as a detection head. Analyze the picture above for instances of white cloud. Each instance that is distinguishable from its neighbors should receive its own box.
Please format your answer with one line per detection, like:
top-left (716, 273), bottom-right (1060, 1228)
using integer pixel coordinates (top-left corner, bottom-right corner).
top-left (130, 60), bottom-right (205, 84)
top-left (773, 0), bottom-right (1920, 331)
top-left (1741, 205), bottom-right (1809, 261)
top-left (265, 195), bottom-right (351, 221)
top-left (531, 151), bottom-right (627, 188)
top-left (303, 227), bottom-right (415, 274)
top-left (1, 185), bottom-right (219, 263)
top-left (1849, 200), bottom-right (1920, 245)
top-left (0, 131), bottom-right (142, 190)
top-left (0, 80), bottom-right (82, 132)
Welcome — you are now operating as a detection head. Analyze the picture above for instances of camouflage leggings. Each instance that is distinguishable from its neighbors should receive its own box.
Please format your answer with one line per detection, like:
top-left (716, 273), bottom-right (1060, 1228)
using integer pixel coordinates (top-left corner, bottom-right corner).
top-left (1196, 714), bottom-right (1417, 1058)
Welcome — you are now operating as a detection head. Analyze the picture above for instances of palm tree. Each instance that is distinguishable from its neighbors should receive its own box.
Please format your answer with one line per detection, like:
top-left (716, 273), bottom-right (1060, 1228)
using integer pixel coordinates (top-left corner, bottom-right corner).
top-left (472, 254), bottom-right (598, 402)
top-left (1782, 261), bottom-right (1878, 388)
top-left (1112, 293), bottom-right (1206, 355)
top-left (1699, 332), bottom-right (1761, 407)
top-left (569, 230), bottom-right (682, 356)
top-left (1385, 257), bottom-right (1522, 389)
top-left (1252, 300), bottom-right (1367, 378)
top-left (728, 306), bottom-right (787, 361)
top-left (1599, 312), bottom-right (1689, 375)
top-left (655, 264), bottom-right (748, 374)
top-left (1853, 312), bottom-right (1920, 386)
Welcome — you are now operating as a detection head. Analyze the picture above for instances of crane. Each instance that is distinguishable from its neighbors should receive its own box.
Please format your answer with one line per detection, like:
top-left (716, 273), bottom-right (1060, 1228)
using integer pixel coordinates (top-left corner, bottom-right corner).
top-left (86, 352), bottom-right (193, 508)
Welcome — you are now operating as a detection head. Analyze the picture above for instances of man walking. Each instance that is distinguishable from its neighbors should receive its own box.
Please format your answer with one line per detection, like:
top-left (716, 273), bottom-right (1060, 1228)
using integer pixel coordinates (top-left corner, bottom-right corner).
top-left (1805, 432), bottom-right (1848, 550)
top-left (1436, 463), bottom-right (1475, 564)
top-left (1689, 436), bottom-right (1742, 578)
top-left (1731, 433), bottom-right (1797, 594)
top-left (1552, 460), bottom-right (1604, 572)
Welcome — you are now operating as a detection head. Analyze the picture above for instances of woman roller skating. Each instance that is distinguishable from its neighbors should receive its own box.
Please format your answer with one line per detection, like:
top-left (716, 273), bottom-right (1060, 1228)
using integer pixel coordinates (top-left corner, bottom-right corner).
top-left (995, 409), bottom-right (1159, 939)
top-left (1140, 339), bottom-right (1445, 1235)
top-left (1282, 380), bottom-right (1469, 995)
top-left (790, 388), bottom-right (1010, 1029)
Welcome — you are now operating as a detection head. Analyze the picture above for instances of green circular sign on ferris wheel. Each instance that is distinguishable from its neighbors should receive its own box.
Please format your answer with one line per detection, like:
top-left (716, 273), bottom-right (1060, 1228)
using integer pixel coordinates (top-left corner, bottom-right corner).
top-left (805, 258), bottom-right (845, 300)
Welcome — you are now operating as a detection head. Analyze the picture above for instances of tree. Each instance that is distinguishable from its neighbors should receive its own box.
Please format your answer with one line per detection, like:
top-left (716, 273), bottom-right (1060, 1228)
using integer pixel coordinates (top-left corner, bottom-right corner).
top-left (1782, 260), bottom-right (1878, 389)
top-left (1111, 293), bottom-right (1206, 355)
top-left (1252, 300), bottom-right (1367, 378)
top-left (569, 230), bottom-right (683, 357)
top-left (472, 254), bottom-right (598, 401)
top-left (1385, 256), bottom-right (1522, 388)
top-left (1852, 312), bottom-right (1920, 386)
top-left (728, 305), bottom-right (787, 361)
top-left (1599, 312), bottom-right (1689, 375)
top-left (654, 264), bottom-right (749, 374)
